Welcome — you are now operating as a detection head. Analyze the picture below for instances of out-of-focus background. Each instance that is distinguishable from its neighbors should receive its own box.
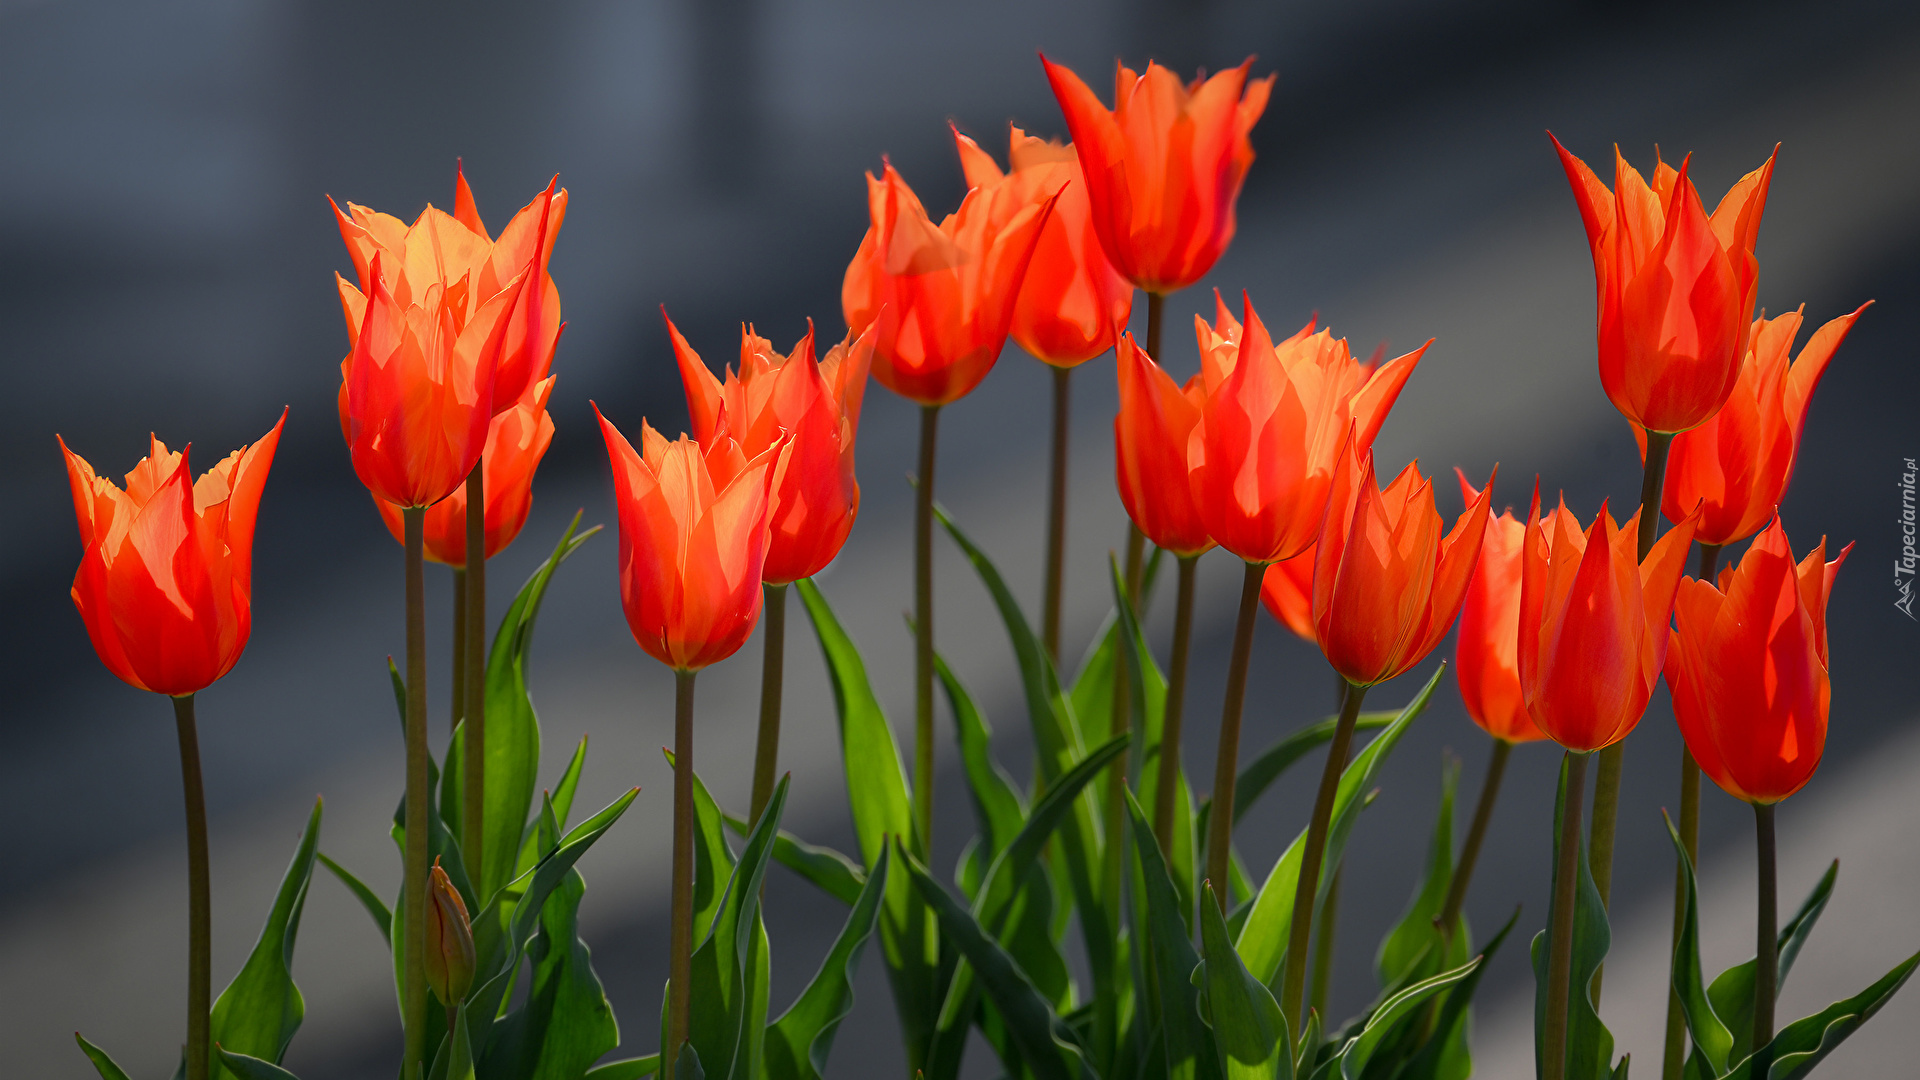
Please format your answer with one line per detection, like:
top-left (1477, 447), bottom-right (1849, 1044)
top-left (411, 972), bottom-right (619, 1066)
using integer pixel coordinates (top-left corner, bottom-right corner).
top-left (5, 0), bottom-right (1917, 1075)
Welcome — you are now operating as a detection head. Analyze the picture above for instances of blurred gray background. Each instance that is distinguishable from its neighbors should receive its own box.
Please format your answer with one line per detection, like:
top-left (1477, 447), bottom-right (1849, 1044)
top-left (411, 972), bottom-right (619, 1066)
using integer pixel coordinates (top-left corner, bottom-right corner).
top-left (4, 0), bottom-right (1917, 1075)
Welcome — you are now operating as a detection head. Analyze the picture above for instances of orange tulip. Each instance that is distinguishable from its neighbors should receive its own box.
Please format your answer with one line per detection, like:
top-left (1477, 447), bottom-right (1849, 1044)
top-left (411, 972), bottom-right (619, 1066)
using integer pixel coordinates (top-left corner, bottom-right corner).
top-left (1452, 470), bottom-right (1547, 743)
top-left (1259, 546), bottom-right (1316, 643)
top-left (953, 125), bottom-right (1134, 366)
top-left (1186, 293), bottom-right (1425, 565)
top-left (333, 165), bottom-right (566, 412)
top-left (842, 160), bottom-right (1058, 406)
top-left (60, 411), bottom-right (286, 697)
top-left (1113, 330), bottom-right (1213, 557)
top-left (668, 313), bottom-right (874, 584)
top-left (1648, 303), bottom-right (1867, 546)
top-left (1517, 492), bottom-right (1698, 752)
top-left (1309, 435), bottom-right (1491, 687)
top-left (1665, 517), bottom-right (1847, 804)
top-left (1042, 55), bottom-right (1274, 294)
top-left (1552, 136), bottom-right (1775, 434)
top-left (424, 858), bottom-right (476, 1007)
top-left (375, 375), bottom-right (557, 567)
top-left (595, 406), bottom-right (784, 672)
top-left (340, 256), bottom-right (527, 509)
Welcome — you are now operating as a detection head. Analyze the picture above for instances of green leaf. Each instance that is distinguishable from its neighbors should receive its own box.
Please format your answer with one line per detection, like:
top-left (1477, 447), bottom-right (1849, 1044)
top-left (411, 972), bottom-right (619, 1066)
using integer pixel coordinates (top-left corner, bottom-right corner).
top-left (1722, 946), bottom-right (1919, 1080)
top-left (1698, 861), bottom-right (1838, 1069)
top-left (723, 814), bottom-right (868, 907)
top-left (1196, 712), bottom-right (1399, 838)
top-left (214, 1047), bottom-right (303, 1080)
top-left (1398, 906), bottom-right (1523, 1080)
top-left (73, 1033), bottom-right (134, 1080)
top-left (583, 1056), bottom-right (659, 1080)
top-left (513, 737), bottom-right (592, 886)
top-left (1664, 813), bottom-right (1734, 1075)
top-left (478, 863), bottom-right (620, 1079)
top-left (1236, 668), bottom-right (1444, 985)
top-left (683, 775), bottom-right (789, 1080)
top-left (663, 748), bottom-right (738, 944)
top-left (1128, 790), bottom-right (1220, 1080)
top-left (1531, 755), bottom-right (1619, 1080)
top-left (316, 852), bottom-right (390, 946)
top-left (207, 797), bottom-right (323, 1078)
top-left (1375, 756), bottom-right (1469, 989)
top-left (429, 1004), bottom-right (477, 1080)
top-left (766, 847), bottom-right (891, 1080)
top-left (936, 648), bottom-right (1027, 863)
top-left (1198, 881), bottom-right (1294, 1080)
top-left (1336, 956), bottom-right (1482, 1080)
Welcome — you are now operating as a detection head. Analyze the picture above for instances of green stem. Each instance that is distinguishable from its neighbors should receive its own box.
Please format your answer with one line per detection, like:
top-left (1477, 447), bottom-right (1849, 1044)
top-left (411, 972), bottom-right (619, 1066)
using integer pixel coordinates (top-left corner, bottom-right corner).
top-left (1144, 290), bottom-right (1164, 369)
top-left (1205, 561), bottom-right (1266, 911)
top-left (463, 461), bottom-right (486, 897)
top-left (750, 582), bottom-right (788, 826)
top-left (1753, 801), bottom-right (1779, 1067)
top-left (1152, 554), bottom-right (1199, 855)
top-left (1438, 737), bottom-right (1512, 937)
top-left (1544, 750), bottom-right (1590, 1080)
top-left (668, 669), bottom-right (698, 1080)
top-left (913, 404), bottom-right (940, 858)
top-left (402, 506), bottom-right (430, 1079)
top-left (1043, 363), bottom-right (1070, 663)
top-left (451, 568), bottom-right (466, 734)
top-left (171, 693), bottom-right (210, 1080)
top-left (1310, 862), bottom-right (1342, 1021)
top-left (1663, 543), bottom-right (1720, 1080)
top-left (1282, 677), bottom-right (1367, 1026)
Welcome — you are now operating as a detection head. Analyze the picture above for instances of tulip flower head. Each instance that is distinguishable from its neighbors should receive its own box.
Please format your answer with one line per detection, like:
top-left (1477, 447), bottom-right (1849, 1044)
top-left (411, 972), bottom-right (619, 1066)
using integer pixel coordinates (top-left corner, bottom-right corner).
top-left (1186, 293), bottom-right (1425, 566)
top-left (669, 313), bottom-right (875, 584)
top-left (425, 858), bottom-right (476, 1008)
top-left (842, 160), bottom-right (1059, 406)
top-left (1552, 136), bottom-right (1776, 434)
top-left (1665, 518), bottom-right (1847, 804)
top-left (60, 411), bottom-right (286, 697)
top-left (1310, 436), bottom-right (1491, 687)
top-left (1042, 55), bottom-right (1274, 294)
top-left (1452, 470), bottom-right (1547, 743)
top-left (375, 374), bottom-right (557, 567)
top-left (1651, 303), bottom-right (1867, 546)
top-left (953, 125), bottom-right (1134, 367)
top-left (1517, 491), bottom-right (1698, 752)
top-left (1113, 330), bottom-right (1213, 557)
top-left (596, 406), bottom-right (785, 672)
top-left (1260, 546), bottom-right (1317, 643)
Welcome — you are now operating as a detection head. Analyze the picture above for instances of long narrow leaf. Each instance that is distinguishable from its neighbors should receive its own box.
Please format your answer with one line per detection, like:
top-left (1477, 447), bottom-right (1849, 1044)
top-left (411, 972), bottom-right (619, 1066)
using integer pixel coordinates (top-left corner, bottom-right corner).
top-left (1128, 791), bottom-right (1220, 1080)
top-left (766, 848), bottom-right (892, 1080)
top-left (74, 1034), bottom-right (134, 1080)
top-left (1198, 881), bottom-right (1293, 1080)
top-left (723, 814), bottom-right (868, 907)
top-left (208, 798), bottom-right (323, 1077)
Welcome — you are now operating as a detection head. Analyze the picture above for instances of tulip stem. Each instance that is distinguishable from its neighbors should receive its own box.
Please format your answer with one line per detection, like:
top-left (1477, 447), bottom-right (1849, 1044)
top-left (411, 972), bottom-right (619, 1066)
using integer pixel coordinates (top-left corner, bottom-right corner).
top-left (668, 669), bottom-right (697, 1080)
top-left (1310, 861), bottom-right (1342, 1021)
top-left (1282, 676), bottom-right (1368, 1027)
top-left (451, 568), bottom-right (466, 735)
top-left (1152, 554), bottom-right (1199, 855)
top-left (1438, 737), bottom-right (1512, 938)
top-left (463, 462), bottom-right (486, 898)
top-left (913, 404), bottom-right (940, 858)
top-left (1205, 561), bottom-right (1266, 913)
top-left (1043, 364), bottom-right (1071, 663)
top-left (750, 582), bottom-right (788, 826)
top-left (171, 693), bottom-right (211, 1080)
top-left (1544, 750), bottom-right (1589, 1080)
top-left (402, 506), bottom-right (430, 1080)
top-left (1753, 802), bottom-right (1779, 1067)
top-left (1663, 543), bottom-right (1721, 1080)
top-left (1145, 291), bottom-right (1165, 369)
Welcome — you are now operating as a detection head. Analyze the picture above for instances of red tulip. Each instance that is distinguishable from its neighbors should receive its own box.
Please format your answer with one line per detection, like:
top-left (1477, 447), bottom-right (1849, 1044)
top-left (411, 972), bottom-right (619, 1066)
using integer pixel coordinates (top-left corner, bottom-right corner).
top-left (595, 406), bottom-right (784, 672)
top-left (841, 160), bottom-right (1058, 406)
top-left (375, 375), bottom-right (557, 566)
top-left (1552, 136), bottom-right (1775, 434)
top-left (1113, 330), bottom-right (1213, 557)
top-left (1665, 518), bottom-right (1847, 804)
top-left (1517, 492), bottom-right (1698, 752)
top-left (1186, 293), bottom-right (1425, 565)
top-left (668, 313), bottom-right (874, 584)
top-left (1452, 470), bottom-right (1547, 743)
top-left (1259, 546), bottom-right (1316, 643)
top-left (1310, 435), bottom-right (1491, 687)
top-left (953, 125), bottom-right (1134, 366)
top-left (1649, 304), bottom-right (1867, 546)
top-left (60, 411), bottom-right (286, 696)
top-left (1042, 55), bottom-right (1274, 294)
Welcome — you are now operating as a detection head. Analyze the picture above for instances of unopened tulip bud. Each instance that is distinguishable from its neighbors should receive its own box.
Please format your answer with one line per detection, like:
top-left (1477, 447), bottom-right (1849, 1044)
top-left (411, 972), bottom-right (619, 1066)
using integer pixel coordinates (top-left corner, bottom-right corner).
top-left (425, 859), bottom-right (475, 1007)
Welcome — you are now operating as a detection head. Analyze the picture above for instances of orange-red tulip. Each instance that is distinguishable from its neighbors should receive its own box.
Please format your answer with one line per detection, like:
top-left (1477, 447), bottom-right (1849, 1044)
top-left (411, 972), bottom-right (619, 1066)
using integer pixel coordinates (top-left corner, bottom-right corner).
top-left (669, 313), bottom-right (874, 584)
top-left (954, 125), bottom-right (1134, 366)
top-left (60, 412), bottom-right (286, 697)
top-left (1186, 293), bottom-right (1426, 565)
top-left (1113, 330), bottom-right (1212, 557)
top-left (842, 161), bottom-right (1058, 406)
top-left (1552, 136), bottom-right (1775, 434)
top-left (1517, 493), bottom-right (1698, 752)
top-left (1665, 518), bottom-right (1847, 804)
top-left (1452, 470), bottom-right (1547, 743)
top-left (1259, 546), bottom-right (1316, 643)
top-left (340, 257), bottom-right (527, 509)
top-left (334, 165), bottom-right (566, 413)
top-left (375, 375), bottom-right (557, 567)
top-left (1309, 436), bottom-right (1491, 687)
top-left (1042, 55), bottom-right (1274, 294)
top-left (1648, 303), bottom-right (1867, 546)
top-left (595, 406), bottom-right (784, 672)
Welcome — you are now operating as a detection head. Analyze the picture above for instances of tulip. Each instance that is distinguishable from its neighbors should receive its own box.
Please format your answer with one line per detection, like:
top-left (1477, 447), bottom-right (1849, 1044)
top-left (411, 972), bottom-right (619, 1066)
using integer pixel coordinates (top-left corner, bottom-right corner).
top-left (1258, 548), bottom-right (1317, 642)
top-left (1041, 55), bottom-right (1273, 297)
top-left (1552, 136), bottom-right (1775, 435)
top-left (60, 411), bottom-right (284, 1080)
top-left (1650, 304), bottom-right (1867, 547)
top-left (424, 858), bottom-right (476, 1008)
top-left (1452, 470), bottom-right (1547, 745)
top-left (1114, 330), bottom-right (1213, 558)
